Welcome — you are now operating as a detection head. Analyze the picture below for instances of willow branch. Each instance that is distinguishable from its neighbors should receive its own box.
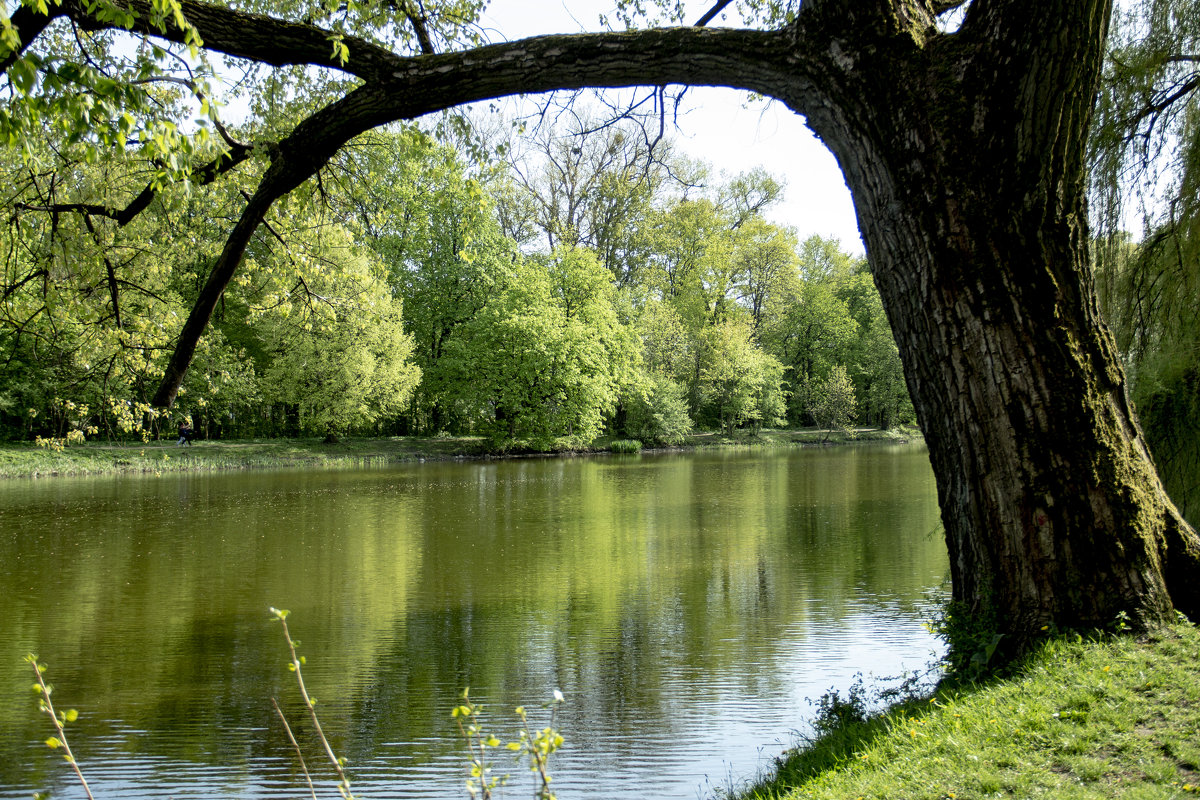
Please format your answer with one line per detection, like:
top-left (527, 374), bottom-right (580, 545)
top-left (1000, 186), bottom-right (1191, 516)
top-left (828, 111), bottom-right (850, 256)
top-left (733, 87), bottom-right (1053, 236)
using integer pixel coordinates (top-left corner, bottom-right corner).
top-left (1127, 76), bottom-right (1200, 130)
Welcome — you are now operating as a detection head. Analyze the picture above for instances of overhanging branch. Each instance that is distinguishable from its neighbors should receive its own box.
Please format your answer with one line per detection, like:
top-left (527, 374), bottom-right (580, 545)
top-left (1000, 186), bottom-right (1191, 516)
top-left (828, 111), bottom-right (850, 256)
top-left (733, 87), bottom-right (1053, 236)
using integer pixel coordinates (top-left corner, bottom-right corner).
top-left (56, 0), bottom-right (403, 78)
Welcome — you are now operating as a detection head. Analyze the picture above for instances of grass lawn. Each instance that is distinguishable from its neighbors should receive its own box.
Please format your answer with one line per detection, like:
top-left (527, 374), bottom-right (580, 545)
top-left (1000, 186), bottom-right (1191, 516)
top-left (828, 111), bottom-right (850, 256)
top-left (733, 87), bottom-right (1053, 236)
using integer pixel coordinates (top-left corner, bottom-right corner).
top-left (738, 622), bottom-right (1200, 800)
top-left (0, 427), bottom-right (919, 479)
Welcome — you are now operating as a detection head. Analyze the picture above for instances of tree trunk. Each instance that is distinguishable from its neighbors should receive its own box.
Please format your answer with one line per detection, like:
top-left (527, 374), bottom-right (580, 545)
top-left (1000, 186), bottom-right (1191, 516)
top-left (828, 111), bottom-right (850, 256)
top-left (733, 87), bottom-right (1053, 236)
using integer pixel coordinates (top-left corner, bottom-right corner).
top-left (781, 0), bottom-right (1200, 657)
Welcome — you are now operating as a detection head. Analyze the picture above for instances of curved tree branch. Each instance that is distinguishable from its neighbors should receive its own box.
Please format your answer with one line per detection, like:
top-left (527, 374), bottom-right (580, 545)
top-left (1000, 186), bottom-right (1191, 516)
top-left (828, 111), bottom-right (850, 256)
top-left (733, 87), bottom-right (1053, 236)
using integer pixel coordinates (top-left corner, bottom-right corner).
top-left (56, 0), bottom-right (404, 78)
top-left (144, 23), bottom-right (811, 406)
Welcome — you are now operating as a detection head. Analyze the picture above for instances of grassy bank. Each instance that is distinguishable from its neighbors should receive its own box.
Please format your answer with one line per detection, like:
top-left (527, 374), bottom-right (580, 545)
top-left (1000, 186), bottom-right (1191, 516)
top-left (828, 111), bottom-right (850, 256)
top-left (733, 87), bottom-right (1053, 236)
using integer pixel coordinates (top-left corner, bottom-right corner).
top-left (738, 622), bottom-right (1200, 800)
top-left (0, 427), bottom-right (919, 479)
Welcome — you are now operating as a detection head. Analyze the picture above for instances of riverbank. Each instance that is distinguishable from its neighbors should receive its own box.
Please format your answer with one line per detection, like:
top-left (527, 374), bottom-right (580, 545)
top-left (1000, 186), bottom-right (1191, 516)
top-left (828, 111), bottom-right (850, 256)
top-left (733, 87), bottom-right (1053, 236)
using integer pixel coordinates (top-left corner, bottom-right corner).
top-left (737, 621), bottom-right (1200, 800)
top-left (0, 427), bottom-right (919, 479)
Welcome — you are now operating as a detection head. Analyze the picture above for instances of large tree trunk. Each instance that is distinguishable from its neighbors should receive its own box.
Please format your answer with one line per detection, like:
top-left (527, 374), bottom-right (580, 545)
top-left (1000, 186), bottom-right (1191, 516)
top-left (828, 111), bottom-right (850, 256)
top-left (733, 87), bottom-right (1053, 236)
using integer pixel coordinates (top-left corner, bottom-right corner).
top-left (781, 0), bottom-right (1200, 658)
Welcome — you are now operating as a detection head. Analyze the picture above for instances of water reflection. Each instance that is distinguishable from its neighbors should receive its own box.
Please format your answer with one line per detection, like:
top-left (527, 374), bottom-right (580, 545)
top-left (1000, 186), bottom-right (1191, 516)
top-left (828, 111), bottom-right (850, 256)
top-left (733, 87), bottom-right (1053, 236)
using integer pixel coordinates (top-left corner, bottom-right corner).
top-left (0, 443), bottom-right (946, 799)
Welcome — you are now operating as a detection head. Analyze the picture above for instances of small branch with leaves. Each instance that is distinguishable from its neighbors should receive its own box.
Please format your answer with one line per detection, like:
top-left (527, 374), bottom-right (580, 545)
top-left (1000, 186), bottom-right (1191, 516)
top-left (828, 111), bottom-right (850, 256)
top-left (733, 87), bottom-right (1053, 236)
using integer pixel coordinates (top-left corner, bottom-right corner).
top-left (25, 654), bottom-right (96, 800)
top-left (452, 687), bottom-right (567, 800)
top-left (269, 606), bottom-right (356, 800)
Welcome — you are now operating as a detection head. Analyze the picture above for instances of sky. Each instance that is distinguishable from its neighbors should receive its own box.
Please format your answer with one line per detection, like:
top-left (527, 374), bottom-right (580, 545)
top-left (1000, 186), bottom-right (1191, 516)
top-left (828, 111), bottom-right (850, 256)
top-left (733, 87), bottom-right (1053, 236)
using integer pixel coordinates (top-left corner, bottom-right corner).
top-left (477, 0), bottom-right (865, 253)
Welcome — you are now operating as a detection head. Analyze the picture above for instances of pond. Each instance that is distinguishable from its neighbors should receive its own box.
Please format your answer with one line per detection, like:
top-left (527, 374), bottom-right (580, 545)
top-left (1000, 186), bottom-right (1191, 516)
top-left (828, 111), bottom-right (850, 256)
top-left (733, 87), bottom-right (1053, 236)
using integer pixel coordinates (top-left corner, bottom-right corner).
top-left (0, 442), bottom-right (947, 800)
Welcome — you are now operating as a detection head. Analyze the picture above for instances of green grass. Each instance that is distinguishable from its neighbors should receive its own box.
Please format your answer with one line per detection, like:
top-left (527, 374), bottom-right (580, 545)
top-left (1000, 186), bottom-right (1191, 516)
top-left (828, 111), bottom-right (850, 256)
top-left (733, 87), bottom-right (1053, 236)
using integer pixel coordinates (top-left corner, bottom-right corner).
top-left (0, 435), bottom-right (492, 478)
top-left (737, 622), bottom-right (1200, 800)
top-left (0, 426), bottom-right (922, 479)
top-left (684, 426), bottom-right (920, 449)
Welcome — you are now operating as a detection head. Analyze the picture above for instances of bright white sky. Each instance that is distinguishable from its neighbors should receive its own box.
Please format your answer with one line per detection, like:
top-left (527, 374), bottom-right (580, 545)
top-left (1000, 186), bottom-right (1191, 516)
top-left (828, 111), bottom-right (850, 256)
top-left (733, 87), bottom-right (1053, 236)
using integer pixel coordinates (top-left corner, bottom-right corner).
top-left (478, 0), bottom-right (865, 253)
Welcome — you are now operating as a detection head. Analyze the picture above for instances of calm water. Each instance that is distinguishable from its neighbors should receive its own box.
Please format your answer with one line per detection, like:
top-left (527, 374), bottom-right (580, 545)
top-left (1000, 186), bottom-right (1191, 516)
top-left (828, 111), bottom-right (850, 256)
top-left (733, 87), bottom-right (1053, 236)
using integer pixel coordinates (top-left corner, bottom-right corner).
top-left (0, 443), bottom-right (946, 800)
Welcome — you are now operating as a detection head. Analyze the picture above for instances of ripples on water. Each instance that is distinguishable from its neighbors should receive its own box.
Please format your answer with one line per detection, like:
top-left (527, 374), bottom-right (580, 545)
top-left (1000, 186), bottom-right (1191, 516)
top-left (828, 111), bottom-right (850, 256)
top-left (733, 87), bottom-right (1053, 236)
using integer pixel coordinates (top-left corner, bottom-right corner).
top-left (0, 444), bottom-right (946, 800)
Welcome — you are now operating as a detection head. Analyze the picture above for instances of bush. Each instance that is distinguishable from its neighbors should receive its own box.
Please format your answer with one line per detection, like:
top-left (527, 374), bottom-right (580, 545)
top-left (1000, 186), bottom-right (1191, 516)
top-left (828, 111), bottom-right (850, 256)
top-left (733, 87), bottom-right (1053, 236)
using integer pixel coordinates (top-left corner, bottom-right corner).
top-left (623, 373), bottom-right (693, 445)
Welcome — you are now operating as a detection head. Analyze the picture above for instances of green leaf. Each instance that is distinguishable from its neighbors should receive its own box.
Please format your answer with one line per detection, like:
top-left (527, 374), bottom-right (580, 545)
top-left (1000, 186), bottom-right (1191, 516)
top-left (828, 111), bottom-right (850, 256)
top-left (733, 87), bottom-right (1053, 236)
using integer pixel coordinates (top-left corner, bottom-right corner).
top-left (10, 58), bottom-right (37, 95)
top-left (44, 737), bottom-right (62, 749)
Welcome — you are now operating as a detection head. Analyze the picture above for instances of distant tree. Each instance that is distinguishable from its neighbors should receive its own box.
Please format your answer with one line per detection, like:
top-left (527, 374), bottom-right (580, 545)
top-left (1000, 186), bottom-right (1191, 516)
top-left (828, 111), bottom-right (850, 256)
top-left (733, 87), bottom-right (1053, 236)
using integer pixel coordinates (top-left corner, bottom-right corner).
top-left (836, 271), bottom-right (914, 430)
top-left (697, 318), bottom-right (787, 436)
top-left (807, 365), bottom-right (857, 441)
top-left (855, 314), bottom-right (913, 430)
top-left (447, 247), bottom-right (639, 447)
top-left (735, 217), bottom-right (800, 335)
top-left (716, 167), bottom-right (786, 229)
top-left (645, 198), bottom-right (736, 325)
top-left (635, 299), bottom-right (693, 383)
top-left (256, 231), bottom-right (420, 439)
top-left (623, 371), bottom-right (693, 445)
top-left (762, 278), bottom-right (858, 425)
top-left (499, 116), bottom-right (675, 288)
top-left (343, 130), bottom-right (511, 433)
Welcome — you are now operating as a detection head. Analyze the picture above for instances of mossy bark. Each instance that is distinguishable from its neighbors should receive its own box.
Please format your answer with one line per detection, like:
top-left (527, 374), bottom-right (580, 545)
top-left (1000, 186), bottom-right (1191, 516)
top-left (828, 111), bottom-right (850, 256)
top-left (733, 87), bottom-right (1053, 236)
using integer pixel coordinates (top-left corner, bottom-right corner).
top-left (776, 0), bottom-right (1200, 654)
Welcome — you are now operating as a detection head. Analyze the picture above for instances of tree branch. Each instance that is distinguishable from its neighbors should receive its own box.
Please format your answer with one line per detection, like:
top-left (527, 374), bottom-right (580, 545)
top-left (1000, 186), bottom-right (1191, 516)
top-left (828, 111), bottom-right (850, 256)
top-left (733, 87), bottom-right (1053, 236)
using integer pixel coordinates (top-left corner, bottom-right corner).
top-left (1127, 76), bottom-right (1200, 130)
top-left (16, 141), bottom-right (255, 227)
top-left (383, 27), bottom-right (796, 116)
top-left (81, 214), bottom-right (122, 330)
top-left (695, 0), bottom-right (735, 27)
top-left (56, 0), bottom-right (403, 78)
top-left (402, 0), bottom-right (435, 54)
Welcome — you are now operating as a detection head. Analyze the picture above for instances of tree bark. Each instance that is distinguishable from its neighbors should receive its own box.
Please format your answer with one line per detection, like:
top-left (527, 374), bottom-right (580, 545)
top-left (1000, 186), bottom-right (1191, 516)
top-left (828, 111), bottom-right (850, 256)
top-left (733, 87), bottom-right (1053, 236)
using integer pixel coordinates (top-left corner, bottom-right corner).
top-left (774, 0), bottom-right (1200, 655)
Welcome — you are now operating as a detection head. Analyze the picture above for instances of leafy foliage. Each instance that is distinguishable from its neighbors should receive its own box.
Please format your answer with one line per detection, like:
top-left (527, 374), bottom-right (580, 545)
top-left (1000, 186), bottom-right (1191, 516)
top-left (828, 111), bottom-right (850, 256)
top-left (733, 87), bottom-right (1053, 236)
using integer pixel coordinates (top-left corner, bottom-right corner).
top-left (805, 364), bottom-right (857, 440)
top-left (1091, 0), bottom-right (1200, 521)
top-left (623, 370), bottom-right (694, 445)
top-left (256, 231), bottom-right (419, 437)
top-left (0, 57), bottom-right (909, 447)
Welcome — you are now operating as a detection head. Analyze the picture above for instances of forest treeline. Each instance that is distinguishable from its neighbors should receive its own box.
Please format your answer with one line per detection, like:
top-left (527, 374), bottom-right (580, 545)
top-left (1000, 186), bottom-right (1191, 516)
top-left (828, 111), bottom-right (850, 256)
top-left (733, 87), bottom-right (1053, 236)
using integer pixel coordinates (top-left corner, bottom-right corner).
top-left (1, 0), bottom-right (1198, 522)
top-left (0, 115), bottom-right (911, 449)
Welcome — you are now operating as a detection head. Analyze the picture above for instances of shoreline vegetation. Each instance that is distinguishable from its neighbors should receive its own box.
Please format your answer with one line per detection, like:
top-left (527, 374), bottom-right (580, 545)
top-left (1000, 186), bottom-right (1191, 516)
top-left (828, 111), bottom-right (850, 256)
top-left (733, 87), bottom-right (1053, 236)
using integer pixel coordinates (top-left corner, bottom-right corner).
top-left (0, 426), bottom-right (921, 480)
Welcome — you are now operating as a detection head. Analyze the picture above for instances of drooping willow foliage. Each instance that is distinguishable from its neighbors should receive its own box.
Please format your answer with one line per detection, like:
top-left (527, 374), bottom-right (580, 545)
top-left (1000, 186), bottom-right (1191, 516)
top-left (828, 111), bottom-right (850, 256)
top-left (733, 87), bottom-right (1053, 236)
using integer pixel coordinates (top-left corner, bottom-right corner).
top-left (1091, 0), bottom-right (1200, 521)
